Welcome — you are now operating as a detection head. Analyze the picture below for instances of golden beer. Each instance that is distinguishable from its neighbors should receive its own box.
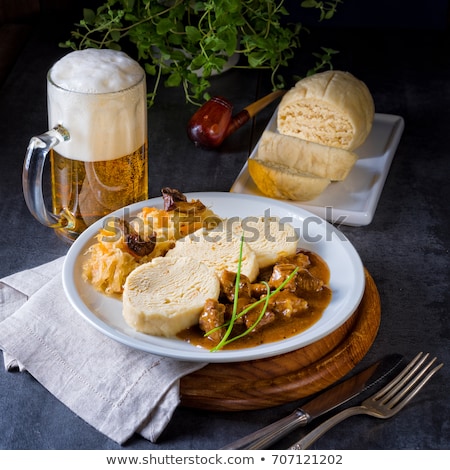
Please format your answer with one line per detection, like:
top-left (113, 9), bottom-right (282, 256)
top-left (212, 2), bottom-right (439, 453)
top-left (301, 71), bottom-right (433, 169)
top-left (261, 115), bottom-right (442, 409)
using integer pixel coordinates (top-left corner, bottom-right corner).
top-left (50, 144), bottom-right (148, 241)
top-left (21, 49), bottom-right (149, 243)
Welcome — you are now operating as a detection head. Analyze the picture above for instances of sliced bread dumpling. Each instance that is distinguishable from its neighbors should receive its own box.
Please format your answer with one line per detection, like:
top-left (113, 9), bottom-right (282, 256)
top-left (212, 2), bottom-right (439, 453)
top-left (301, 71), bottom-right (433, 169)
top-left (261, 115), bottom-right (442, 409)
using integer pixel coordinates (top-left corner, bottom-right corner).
top-left (258, 130), bottom-right (358, 181)
top-left (123, 256), bottom-right (220, 337)
top-left (231, 216), bottom-right (299, 268)
top-left (165, 226), bottom-right (259, 281)
top-left (248, 157), bottom-right (330, 201)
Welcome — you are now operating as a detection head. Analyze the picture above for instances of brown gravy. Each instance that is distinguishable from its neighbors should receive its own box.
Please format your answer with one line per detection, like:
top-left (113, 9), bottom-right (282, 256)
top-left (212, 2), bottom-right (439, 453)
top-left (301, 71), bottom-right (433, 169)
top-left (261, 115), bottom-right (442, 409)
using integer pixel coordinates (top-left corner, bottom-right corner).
top-left (177, 249), bottom-right (332, 350)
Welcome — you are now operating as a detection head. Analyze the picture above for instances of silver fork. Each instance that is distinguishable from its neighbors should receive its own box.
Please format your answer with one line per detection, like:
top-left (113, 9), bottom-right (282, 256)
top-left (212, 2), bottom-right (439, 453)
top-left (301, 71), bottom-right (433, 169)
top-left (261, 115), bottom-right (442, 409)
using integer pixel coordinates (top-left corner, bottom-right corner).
top-left (289, 352), bottom-right (443, 450)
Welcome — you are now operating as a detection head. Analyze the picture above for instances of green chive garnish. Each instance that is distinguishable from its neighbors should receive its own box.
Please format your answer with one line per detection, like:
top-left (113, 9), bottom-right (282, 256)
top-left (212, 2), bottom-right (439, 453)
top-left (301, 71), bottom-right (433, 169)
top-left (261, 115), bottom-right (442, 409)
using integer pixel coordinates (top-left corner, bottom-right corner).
top-left (206, 236), bottom-right (299, 352)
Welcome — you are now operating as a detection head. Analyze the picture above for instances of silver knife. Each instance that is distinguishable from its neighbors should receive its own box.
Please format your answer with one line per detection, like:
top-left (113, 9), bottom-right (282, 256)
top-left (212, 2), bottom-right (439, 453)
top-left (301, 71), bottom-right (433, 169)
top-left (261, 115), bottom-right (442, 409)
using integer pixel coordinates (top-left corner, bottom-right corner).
top-left (221, 353), bottom-right (404, 450)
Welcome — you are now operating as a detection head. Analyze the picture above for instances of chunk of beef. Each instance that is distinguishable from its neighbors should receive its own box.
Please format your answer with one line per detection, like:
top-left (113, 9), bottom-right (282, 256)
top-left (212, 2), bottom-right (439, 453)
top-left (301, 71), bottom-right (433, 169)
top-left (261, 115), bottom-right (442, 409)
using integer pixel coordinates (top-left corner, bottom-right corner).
top-left (295, 269), bottom-right (324, 293)
top-left (219, 270), bottom-right (252, 302)
top-left (242, 305), bottom-right (276, 333)
top-left (224, 296), bottom-right (254, 325)
top-left (268, 263), bottom-right (298, 291)
top-left (278, 252), bottom-right (311, 269)
top-left (268, 290), bottom-right (308, 318)
top-left (250, 282), bottom-right (269, 298)
top-left (199, 298), bottom-right (226, 343)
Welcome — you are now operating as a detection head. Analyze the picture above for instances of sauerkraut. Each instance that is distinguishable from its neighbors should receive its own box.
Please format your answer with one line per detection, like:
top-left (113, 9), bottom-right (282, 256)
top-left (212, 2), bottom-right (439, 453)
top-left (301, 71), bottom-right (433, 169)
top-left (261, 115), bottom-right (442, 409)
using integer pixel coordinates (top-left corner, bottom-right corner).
top-left (82, 201), bottom-right (221, 295)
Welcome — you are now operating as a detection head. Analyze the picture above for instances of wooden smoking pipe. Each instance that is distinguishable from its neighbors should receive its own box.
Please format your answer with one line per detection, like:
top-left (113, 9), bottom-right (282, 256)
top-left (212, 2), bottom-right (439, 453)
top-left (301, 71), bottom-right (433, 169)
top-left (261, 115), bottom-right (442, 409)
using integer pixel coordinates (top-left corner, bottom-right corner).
top-left (187, 89), bottom-right (285, 149)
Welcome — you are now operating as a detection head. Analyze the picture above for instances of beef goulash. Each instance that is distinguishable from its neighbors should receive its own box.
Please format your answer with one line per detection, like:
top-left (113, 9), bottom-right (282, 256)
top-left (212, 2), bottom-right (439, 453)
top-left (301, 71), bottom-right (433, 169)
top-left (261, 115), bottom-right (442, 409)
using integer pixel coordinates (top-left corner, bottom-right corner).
top-left (178, 249), bottom-right (331, 350)
top-left (121, 214), bottom-right (331, 350)
top-left (82, 189), bottom-right (332, 351)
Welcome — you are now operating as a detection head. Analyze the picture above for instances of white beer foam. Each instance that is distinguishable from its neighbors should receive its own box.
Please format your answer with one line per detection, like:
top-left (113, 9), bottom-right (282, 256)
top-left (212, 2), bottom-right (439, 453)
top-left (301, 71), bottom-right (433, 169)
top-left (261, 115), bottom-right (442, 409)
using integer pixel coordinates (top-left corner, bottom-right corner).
top-left (48, 49), bottom-right (146, 162)
top-left (50, 49), bottom-right (144, 93)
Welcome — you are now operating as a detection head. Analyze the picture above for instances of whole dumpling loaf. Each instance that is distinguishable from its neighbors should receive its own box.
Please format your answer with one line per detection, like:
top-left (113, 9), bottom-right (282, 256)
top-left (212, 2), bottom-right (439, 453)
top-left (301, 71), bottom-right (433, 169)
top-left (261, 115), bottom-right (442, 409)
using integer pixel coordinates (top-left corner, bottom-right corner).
top-left (277, 70), bottom-right (375, 151)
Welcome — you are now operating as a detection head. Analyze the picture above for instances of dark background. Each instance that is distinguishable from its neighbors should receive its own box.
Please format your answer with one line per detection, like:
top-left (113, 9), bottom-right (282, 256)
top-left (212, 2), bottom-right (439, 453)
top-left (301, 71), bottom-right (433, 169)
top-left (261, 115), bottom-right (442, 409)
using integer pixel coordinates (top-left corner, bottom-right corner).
top-left (1, 0), bottom-right (449, 451)
top-left (2, 0), bottom-right (449, 78)
top-left (291, 0), bottom-right (449, 29)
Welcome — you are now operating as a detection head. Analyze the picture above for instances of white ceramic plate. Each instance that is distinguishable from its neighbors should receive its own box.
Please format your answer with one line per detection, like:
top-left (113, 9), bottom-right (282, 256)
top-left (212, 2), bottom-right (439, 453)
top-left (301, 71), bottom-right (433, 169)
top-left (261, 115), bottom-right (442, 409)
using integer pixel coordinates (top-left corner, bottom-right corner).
top-left (231, 112), bottom-right (404, 226)
top-left (62, 192), bottom-right (365, 363)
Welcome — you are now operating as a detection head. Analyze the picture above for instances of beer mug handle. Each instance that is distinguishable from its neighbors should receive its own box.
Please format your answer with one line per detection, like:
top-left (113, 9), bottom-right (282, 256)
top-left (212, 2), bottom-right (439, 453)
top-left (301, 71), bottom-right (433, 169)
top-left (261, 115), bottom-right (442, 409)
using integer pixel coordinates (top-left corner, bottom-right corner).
top-left (22, 124), bottom-right (71, 228)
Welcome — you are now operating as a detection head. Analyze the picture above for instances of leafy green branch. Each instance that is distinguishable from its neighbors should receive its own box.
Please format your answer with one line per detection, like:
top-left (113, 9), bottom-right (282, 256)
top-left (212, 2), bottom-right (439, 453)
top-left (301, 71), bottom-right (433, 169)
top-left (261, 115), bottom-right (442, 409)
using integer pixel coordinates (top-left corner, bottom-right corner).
top-left (61, 0), bottom-right (343, 107)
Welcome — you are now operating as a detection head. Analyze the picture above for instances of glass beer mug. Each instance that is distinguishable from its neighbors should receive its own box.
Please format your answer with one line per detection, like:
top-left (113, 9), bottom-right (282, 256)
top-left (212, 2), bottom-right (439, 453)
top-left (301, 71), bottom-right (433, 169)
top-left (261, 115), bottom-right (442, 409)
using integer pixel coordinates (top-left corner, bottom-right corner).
top-left (23, 49), bottom-right (148, 243)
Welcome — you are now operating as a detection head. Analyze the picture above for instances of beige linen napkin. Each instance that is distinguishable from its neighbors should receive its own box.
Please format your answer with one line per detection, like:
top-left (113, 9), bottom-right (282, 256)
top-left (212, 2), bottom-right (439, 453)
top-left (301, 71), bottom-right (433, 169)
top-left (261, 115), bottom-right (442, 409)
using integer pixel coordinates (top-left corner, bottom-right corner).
top-left (0, 257), bottom-right (206, 444)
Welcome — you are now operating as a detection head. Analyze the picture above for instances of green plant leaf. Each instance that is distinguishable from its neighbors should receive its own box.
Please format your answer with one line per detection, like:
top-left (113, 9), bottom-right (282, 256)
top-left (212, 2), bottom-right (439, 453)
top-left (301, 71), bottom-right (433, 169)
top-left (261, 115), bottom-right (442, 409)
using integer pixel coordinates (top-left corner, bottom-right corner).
top-left (110, 30), bottom-right (121, 42)
top-left (157, 18), bottom-right (175, 35)
top-left (64, 0), bottom-right (342, 107)
top-left (185, 25), bottom-right (201, 42)
top-left (301, 0), bottom-right (317, 7)
top-left (165, 70), bottom-right (182, 87)
top-left (144, 63), bottom-right (156, 75)
top-left (83, 8), bottom-right (96, 25)
top-left (191, 55), bottom-right (207, 70)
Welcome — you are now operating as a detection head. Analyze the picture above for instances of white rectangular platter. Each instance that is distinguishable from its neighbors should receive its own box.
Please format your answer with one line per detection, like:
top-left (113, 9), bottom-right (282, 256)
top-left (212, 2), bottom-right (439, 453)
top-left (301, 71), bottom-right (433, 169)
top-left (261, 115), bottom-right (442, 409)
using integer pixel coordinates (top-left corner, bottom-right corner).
top-left (230, 112), bottom-right (405, 226)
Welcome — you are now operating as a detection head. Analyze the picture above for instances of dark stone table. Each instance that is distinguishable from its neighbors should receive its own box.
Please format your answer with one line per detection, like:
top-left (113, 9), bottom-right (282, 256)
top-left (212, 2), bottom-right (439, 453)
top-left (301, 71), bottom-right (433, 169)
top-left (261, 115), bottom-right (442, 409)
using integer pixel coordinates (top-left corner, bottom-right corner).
top-left (0, 11), bottom-right (448, 450)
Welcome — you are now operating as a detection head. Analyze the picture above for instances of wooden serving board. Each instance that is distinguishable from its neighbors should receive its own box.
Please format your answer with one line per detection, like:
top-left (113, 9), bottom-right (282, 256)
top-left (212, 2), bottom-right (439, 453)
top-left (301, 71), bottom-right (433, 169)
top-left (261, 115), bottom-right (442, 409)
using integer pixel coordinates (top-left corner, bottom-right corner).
top-left (180, 269), bottom-right (381, 411)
